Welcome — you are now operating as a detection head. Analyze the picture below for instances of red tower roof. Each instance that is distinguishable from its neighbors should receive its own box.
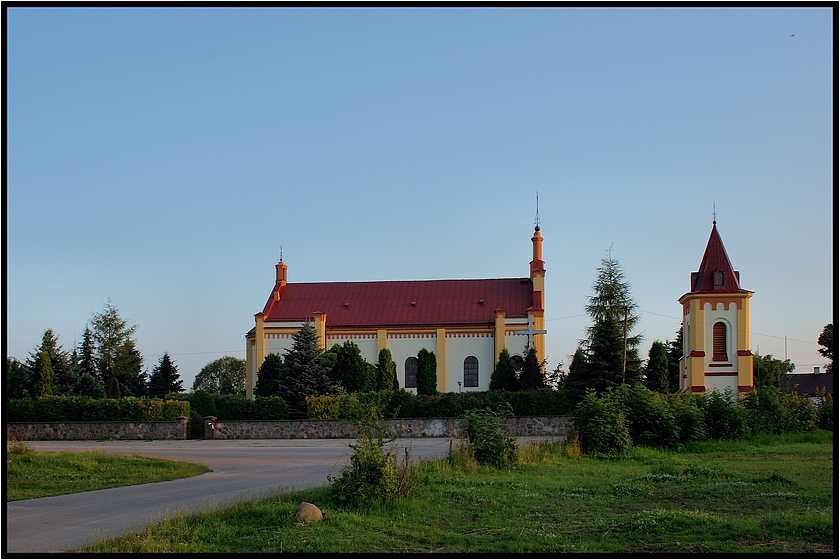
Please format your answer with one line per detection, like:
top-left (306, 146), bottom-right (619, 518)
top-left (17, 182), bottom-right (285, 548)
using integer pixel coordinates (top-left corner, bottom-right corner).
top-left (689, 222), bottom-right (747, 293)
top-left (258, 277), bottom-right (538, 329)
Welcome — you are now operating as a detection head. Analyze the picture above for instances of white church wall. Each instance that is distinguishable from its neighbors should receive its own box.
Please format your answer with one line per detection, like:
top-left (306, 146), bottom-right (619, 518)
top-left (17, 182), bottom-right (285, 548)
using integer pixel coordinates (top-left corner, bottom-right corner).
top-left (325, 334), bottom-right (379, 363)
top-left (387, 334), bottom-right (437, 392)
top-left (705, 374), bottom-right (738, 398)
top-left (444, 334), bottom-right (495, 393)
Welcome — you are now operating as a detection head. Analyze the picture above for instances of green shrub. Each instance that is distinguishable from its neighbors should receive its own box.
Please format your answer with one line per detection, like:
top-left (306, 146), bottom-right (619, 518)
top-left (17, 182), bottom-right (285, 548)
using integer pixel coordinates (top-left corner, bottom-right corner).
top-left (666, 393), bottom-right (706, 444)
top-left (572, 389), bottom-right (631, 456)
top-left (251, 396), bottom-right (289, 420)
top-left (816, 391), bottom-right (833, 431)
top-left (329, 403), bottom-right (417, 507)
top-left (388, 389), bottom-right (419, 418)
top-left (189, 390), bottom-right (217, 418)
top-left (6, 397), bottom-right (188, 422)
top-left (741, 386), bottom-right (818, 435)
top-left (216, 395), bottom-right (251, 420)
top-left (615, 384), bottom-right (680, 448)
top-left (700, 388), bottom-right (746, 440)
top-left (461, 407), bottom-right (518, 468)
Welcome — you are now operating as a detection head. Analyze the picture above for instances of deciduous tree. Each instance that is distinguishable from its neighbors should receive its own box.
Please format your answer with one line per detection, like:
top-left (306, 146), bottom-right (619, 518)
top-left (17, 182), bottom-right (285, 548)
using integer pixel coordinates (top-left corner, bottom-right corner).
top-left (817, 323), bottom-right (834, 375)
top-left (754, 353), bottom-right (795, 389)
top-left (193, 356), bottom-right (246, 395)
top-left (666, 327), bottom-right (683, 393)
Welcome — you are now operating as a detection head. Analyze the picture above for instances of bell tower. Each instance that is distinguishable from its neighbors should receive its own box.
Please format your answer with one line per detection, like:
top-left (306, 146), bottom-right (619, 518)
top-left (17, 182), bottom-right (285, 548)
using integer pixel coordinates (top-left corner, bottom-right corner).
top-left (678, 221), bottom-right (754, 396)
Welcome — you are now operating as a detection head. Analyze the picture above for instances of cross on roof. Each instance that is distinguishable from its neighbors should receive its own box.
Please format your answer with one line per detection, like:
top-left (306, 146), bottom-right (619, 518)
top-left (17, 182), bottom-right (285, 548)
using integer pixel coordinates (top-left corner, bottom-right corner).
top-left (514, 314), bottom-right (547, 348)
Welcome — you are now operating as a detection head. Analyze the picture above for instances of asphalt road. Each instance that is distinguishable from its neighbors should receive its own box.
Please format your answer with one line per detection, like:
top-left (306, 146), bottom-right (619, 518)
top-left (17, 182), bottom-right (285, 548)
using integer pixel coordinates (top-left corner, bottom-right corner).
top-left (5, 438), bottom-right (455, 553)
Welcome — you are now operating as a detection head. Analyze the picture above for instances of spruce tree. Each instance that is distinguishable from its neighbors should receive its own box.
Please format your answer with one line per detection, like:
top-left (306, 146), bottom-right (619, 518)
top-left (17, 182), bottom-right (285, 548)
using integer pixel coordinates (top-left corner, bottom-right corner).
top-left (580, 254), bottom-right (642, 392)
top-left (490, 348), bottom-right (519, 391)
top-left (281, 324), bottom-right (333, 417)
top-left (644, 340), bottom-right (669, 393)
top-left (519, 346), bottom-right (546, 390)
top-left (27, 329), bottom-right (73, 395)
top-left (375, 348), bottom-right (399, 391)
top-left (90, 300), bottom-right (143, 398)
top-left (7, 357), bottom-right (33, 400)
top-left (148, 352), bottom-right (184, 397)
top-left (416, 349), bottom-right (437, 395)
top-left (255, 353), bottom-right (284, 397)
top-left (72, 326), bottom-right (105, 397)
top-left (564, 346), bottom-right (590, 402)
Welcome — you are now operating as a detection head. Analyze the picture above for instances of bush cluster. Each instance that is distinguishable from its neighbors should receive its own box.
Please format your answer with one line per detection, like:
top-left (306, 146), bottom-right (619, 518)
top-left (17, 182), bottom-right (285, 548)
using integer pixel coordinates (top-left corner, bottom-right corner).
top-left (461, 407), bottom-right (518, 468)
top-left (572, 384), bottom-right (824, 454)
top-left (306, 388), bottom-right (574, 420)
top-left (7, 396), bottom-right (189, 422)
top-left (329, 403), bottom-right (417, 508)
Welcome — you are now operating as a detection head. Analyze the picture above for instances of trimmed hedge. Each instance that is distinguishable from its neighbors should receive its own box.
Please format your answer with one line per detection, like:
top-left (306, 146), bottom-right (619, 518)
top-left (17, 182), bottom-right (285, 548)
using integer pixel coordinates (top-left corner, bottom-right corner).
top-left (166, 392), bottom-right (290, 421)
top-left (306, 388), bottom-right (575, 420)
top-left (7, 396), bottom-right (190, 422)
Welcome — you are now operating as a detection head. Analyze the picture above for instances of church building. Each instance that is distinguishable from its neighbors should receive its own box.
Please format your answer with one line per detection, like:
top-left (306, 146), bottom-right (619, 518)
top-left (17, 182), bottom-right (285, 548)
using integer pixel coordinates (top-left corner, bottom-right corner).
top-left (678, 221), bottom-right (754, 395)
top-left (245, 226), bottom-right (547, 399)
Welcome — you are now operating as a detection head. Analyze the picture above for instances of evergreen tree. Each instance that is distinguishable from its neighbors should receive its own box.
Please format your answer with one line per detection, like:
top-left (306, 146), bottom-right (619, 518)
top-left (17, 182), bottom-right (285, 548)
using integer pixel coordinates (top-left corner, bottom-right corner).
top-left (33, 351), bottom-right (53, 397)
top-left (564, 346), bottom-right (590, 402)
top-left (644, 340), bottom-right (669, 393)
top-left (580, 254), bottom-right (642, 392)
top-left (519, 346), bottom-right (546, 390)
top-left (416, 349), bottom-right (437, 395)
top-left (193, 356), bottom-right (246, 395)
top-left (7, 357), bottom-right (32, 400)
top-left (255, 353), bottom-right (284, 397)
top-left (490, 348), bottom-right (519, 391)
top-left (90, 300), bottom-right (143, 398)
top-left (333, 340), bottom-right (373, 393)
top-left (281, 324), bottom-right (333, 417)
top-left (72, 371), bottom-right (106, 398)
top-left (375, 348), bottom-right (399, 391)
top-left (26, 329), bottom-right (73, 395)
top-left (147, 352), bottom-right (184, 397)
top-left (666, 327), bottom-right (683, 393)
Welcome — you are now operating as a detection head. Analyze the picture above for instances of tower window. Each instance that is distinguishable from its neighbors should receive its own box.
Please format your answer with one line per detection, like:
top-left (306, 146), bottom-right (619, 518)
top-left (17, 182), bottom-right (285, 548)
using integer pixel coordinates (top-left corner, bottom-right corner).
top-left (713, 322), bottom-right (728, 362)
top-left (464, 356), bottom-right (479, 388)
top-left (714, 270), bottom-right (725, 286)
top-left (404, 357), bottom-right (418, 388)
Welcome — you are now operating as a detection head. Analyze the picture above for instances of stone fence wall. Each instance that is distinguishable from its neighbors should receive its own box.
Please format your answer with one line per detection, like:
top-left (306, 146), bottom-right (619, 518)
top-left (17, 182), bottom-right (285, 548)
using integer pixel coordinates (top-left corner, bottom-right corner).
top-left (6, 417), bottom-right (189, 441)
top-left (6, 416), bottom-right (571, 441)
top-left (205, 415), bottom-right (571, 440)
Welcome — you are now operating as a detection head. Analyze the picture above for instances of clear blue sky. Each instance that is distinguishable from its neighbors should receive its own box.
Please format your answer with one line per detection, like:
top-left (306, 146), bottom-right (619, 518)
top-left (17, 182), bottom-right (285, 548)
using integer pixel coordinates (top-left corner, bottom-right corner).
top-left (5, 7), bottom-right (834, 389)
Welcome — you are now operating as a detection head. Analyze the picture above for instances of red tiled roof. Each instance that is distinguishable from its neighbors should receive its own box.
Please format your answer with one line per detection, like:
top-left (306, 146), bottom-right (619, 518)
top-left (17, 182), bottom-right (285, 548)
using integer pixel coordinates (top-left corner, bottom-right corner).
top-left (689, 222), bottom-right (748, 293)
top-left (259, 278), bottom-right (537, 328)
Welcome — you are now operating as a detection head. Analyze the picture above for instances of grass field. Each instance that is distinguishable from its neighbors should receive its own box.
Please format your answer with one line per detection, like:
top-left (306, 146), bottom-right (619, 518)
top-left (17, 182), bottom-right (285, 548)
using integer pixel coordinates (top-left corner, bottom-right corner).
top-left (6, 441), bottom-right (210, 501)
top-left (78, 430), bottom-right (834, 554)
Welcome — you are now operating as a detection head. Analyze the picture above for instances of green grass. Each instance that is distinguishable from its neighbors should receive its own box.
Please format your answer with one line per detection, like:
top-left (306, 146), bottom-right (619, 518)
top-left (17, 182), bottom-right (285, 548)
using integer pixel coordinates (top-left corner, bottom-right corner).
top-left (78, 430), bottom-right (833, 554)
top-left (6, 441), bottom-right (210, 500)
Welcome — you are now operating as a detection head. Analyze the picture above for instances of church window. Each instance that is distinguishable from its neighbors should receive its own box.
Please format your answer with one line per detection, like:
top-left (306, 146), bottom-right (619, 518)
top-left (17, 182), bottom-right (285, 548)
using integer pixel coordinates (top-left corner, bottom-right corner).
top-left (405, 357), bottom-right (418, 388)
top-left (714, 270), bottom-right (725, 286)
top-left (713, 322), bottom-right (728, 362)
top-left (464, 356), bottom-right (479, 387)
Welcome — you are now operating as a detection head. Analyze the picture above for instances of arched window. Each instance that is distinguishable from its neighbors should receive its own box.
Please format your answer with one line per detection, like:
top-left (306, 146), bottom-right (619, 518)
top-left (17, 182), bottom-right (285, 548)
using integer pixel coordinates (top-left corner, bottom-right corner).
top-left (713, 322), bottom-right (728, 362)
top-left (714, 270), bottom-right (725, 286)
top-left (464, 356), bottom-right (479, 388)
top-left (404, 357), bottom-right (418, 388)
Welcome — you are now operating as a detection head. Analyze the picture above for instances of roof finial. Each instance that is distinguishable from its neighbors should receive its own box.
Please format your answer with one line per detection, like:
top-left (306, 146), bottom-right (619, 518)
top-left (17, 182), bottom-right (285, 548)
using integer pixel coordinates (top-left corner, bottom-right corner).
top-left (279, 245), bottom-right (283, 262)
top-left (534, 191), bottom-right (541, 231)
top-left (713, 202), bottom-right (716, 225)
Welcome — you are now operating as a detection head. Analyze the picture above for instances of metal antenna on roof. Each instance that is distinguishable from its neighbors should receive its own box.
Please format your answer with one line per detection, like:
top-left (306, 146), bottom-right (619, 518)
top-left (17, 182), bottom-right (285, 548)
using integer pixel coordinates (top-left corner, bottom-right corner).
top-left (534, 191), bottom-right (541, 230)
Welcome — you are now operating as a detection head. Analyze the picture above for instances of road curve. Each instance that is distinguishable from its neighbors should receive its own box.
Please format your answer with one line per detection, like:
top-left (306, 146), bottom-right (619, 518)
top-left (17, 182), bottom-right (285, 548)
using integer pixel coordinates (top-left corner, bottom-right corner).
top-left (6, 438), bottom-right (454, 553)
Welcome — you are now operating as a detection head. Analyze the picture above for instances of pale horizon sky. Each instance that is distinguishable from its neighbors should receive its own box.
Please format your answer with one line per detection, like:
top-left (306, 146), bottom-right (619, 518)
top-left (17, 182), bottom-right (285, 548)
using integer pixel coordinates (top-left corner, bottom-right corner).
top-left (5, 7), bottom-right (835, 390)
